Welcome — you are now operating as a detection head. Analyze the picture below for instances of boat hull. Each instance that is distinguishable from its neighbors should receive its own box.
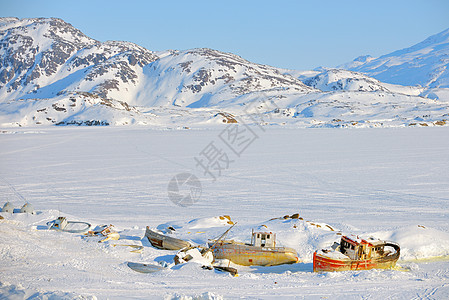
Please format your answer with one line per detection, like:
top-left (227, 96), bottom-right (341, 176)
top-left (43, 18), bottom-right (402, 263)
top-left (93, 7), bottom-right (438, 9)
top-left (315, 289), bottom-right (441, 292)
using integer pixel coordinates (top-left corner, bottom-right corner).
top-left (211, 242), bottom-right (299, 266)
top-left (313, 243), bottom-right (400, 272)
top-left (145, 227), bottom-right (191, 250)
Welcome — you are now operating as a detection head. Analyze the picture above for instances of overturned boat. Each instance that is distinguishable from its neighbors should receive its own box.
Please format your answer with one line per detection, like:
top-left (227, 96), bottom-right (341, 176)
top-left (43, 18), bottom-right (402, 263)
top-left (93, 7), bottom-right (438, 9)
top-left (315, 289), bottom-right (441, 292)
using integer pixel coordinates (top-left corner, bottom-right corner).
top-left (145, 226), bottom-right (191, 250)
top-left (209, 228), bottom-right (299, 266)
top-left (313, 235), bottom-right (400, 272)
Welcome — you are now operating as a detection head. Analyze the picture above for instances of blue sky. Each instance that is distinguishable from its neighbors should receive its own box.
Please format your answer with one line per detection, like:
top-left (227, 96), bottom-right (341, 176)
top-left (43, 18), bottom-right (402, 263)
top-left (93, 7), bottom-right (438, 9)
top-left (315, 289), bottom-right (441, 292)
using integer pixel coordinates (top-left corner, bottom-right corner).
top-left (1, 0), bottom-right (449, 70)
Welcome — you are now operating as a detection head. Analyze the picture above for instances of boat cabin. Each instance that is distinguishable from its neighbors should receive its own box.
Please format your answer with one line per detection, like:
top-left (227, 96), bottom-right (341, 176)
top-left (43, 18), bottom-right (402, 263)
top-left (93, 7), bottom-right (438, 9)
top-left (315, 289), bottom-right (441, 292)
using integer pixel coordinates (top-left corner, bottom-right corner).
top-left (251, 231), bottom-right (276, 247)
top-left (340, 235), bottom-right (386, 260)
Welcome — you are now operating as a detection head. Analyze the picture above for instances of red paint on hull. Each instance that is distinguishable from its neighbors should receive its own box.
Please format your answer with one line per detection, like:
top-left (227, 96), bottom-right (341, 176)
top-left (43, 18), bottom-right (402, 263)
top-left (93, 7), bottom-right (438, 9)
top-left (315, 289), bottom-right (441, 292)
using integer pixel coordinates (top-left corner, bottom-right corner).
top-left (313, 251), bottom-right (399, 272)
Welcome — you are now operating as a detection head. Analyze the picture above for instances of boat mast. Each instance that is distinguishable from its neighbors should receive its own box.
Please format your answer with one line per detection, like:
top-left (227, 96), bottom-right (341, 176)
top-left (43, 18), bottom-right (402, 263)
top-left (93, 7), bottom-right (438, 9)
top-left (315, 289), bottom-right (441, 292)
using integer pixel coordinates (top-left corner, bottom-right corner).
top-left (210, 223), bottom-right (237, 249)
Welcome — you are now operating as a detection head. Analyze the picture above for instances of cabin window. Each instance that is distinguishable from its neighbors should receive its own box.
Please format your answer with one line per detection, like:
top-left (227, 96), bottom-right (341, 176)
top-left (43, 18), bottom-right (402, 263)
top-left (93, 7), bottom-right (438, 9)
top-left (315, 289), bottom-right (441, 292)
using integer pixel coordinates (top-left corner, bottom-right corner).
top-left (351, 245), bottom-right (355, 250)
top-left (267, 235), bottom-right (270, 239)
top-left (257, 234), bottom-right (260, 238)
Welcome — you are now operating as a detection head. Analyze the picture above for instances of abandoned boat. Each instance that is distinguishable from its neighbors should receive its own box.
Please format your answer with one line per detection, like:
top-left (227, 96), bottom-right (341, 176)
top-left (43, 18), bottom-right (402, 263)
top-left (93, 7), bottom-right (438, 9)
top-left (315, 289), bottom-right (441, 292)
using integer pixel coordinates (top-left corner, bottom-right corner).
top-left (313, 235), bottom-right (400, 272)
top-left (209, 230), bottom-right (299, 266)
top-left (145, 226), bottom-right (191, 250)
top-left (47, 216), bottom-right (91, 233)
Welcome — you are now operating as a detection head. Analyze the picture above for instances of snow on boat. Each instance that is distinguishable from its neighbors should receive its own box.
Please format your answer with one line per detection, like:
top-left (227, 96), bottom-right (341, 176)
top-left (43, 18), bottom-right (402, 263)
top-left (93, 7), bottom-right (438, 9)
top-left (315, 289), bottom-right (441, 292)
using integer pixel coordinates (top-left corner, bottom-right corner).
top-left (313, 235), bottom-right (400, 272)
top-left (1, 202), bottom-right (14, 213)
top-left (85, 224), bottom-right (120, 243)
top-left (127, 262), bottom-right (166, 273)
top-left (145, 226), bottom-right (191, 250)
top-left (209, 230), bottom-right (299, 266)
top-left (47, 216), bottom-right (91, 233)
top-left (174, 246), bottom-right (214, 265)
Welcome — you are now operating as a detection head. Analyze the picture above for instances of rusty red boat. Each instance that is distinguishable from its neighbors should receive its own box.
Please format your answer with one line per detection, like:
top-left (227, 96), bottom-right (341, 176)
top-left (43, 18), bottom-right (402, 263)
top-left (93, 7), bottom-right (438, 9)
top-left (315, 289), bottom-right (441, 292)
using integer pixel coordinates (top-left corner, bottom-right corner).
top-left (313, 235), bottom-right (400, 272)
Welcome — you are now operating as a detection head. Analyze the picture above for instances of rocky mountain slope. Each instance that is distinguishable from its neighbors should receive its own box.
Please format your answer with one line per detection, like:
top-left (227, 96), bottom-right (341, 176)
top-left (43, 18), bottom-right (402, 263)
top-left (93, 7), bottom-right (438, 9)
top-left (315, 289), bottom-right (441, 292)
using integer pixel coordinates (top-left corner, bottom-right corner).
top-left (134, 48), bottom-right (313, 108)
top-left (0, 18), bottom-right (158, 103)
top-left (0, 17), bottom-right (448, 128)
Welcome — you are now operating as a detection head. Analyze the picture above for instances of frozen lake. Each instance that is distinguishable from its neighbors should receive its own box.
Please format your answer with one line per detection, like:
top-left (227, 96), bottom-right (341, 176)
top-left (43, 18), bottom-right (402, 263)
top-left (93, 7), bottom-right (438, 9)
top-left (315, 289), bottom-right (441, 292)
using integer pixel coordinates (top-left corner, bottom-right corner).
top-left (2, 127), bottom-right (448, 230)
top-left (1, 126), bottom-right (449, 299)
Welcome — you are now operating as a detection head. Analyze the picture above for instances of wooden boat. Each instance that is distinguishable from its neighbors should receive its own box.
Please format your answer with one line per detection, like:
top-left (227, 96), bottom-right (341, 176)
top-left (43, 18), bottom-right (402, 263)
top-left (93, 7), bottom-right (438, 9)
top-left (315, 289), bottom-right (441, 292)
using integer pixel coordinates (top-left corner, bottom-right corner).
top-left (209, 230), bottom-right (299, 266)
top-left (145, 226), bottom-right (191, 250)
top-left (127, 262), bottom-right (166, 273)
top-left (313, 235), bottom-right (400, 272)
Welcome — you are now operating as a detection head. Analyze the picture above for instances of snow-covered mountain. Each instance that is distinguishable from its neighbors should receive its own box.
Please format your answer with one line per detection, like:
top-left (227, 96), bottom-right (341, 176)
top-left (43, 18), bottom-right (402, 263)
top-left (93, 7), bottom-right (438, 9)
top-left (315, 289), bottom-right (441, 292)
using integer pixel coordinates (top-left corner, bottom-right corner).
top-left (287, 68), bottom-right (424, 96)
top-left (0, 17), bottom-right (158, 103)
top-left (0, 18), bottom-right (312, 106)
top-left (134, 48), bottom-right (312, 108)
top-left (300, 69), bottom-right (394, 93)
top-left (339, 28), bottom-right (449, 89)
top-left (0, 17), bottom-right (448, 128)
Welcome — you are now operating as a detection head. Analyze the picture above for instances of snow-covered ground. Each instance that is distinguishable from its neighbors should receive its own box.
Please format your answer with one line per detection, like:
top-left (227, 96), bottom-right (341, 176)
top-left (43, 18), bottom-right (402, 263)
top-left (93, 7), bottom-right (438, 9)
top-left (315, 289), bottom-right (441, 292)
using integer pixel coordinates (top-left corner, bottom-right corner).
top-left (1, 126), bottom-right (449, 299)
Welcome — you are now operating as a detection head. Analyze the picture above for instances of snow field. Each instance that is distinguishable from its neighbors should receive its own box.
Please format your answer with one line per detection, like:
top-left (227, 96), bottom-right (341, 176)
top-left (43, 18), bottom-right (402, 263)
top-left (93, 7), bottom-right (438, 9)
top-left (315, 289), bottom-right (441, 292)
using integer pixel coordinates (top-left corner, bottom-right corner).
top-left (1, 127), bottom-right (449, 299)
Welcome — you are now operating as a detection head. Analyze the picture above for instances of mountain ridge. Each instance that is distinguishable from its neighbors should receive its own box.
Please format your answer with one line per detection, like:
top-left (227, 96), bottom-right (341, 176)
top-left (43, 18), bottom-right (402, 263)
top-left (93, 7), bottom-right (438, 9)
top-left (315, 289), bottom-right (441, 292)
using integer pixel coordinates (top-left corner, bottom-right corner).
top-left (338, 28), bottom-right (449, 89)
top-left (0, 17), bottom-right (448, 128)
